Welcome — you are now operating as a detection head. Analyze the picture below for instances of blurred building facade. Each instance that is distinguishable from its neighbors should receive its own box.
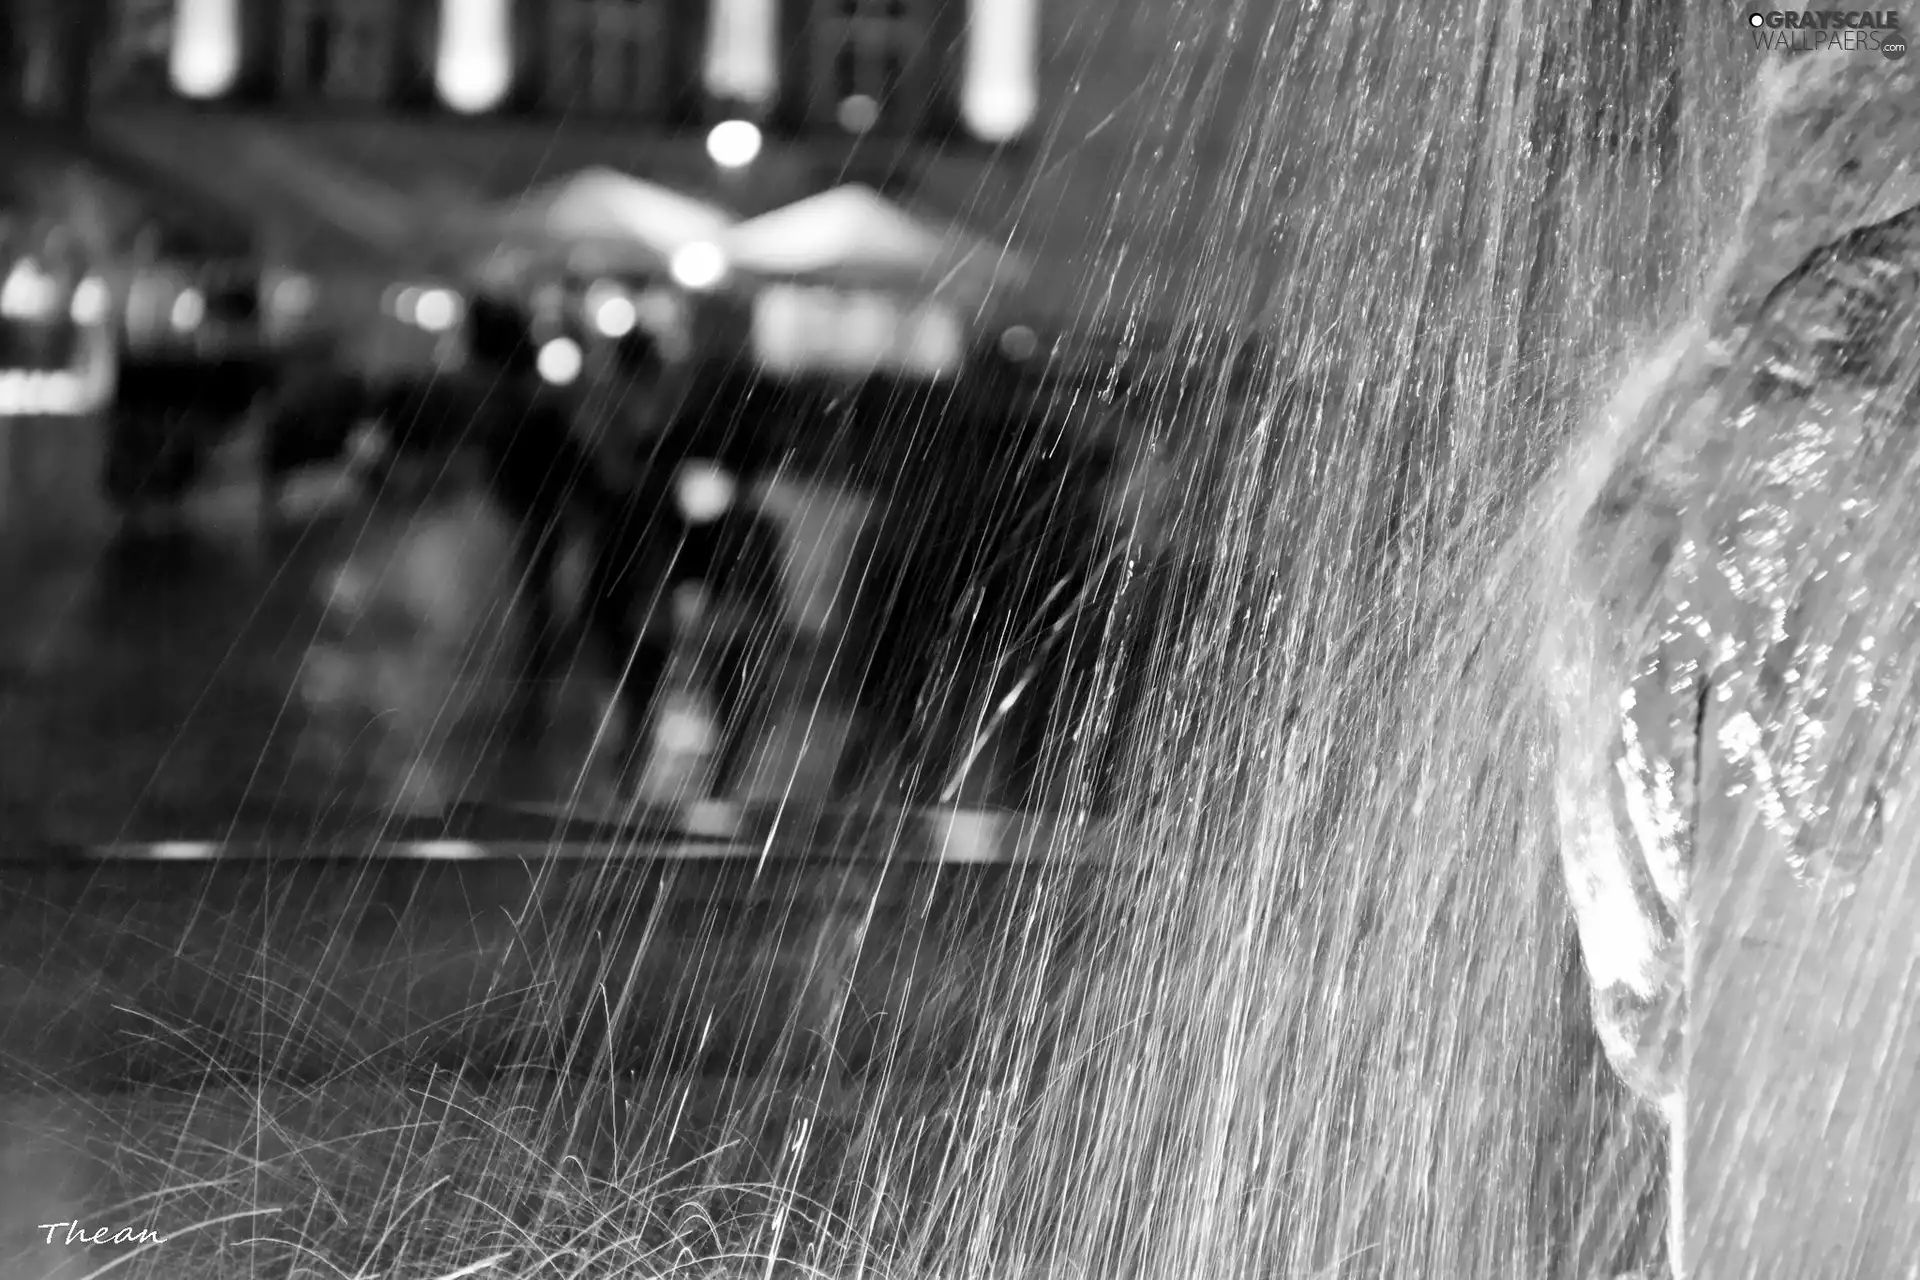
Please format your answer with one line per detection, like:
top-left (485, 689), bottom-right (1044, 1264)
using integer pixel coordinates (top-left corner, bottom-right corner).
top-left (4, 0), bottom-right (1027, 149)
top-left (0, 0), bottom-right (1290, 327)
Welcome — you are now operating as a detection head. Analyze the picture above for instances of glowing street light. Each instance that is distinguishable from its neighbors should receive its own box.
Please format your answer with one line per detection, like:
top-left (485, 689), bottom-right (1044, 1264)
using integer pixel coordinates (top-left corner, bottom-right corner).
top-left (673, 461), bottom-right (738, 524)
top-left (435, 0), bottom-right (513, 113)
top-left (170, 288), bottom-right (206, 332)
top-left (0, 260), bottom-right (59, 320)
top-left (671, 242), bottom-right (729, 293)
top-left (537, 337), bottom-right (583, 386)
top-left (592, 294), bottom-right (637, 338)
top-left (169, 0), bottom-right (241, 100)
top-left (69, 277), bottom-right (111, 327)
top-left (706, 120), bottom-right (763, 170)
top-left (413, 288), bottom-right (461, 333)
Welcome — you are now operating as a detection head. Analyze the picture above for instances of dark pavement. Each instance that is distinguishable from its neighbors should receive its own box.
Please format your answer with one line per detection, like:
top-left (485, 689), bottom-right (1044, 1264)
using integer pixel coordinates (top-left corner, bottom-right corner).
top-left (0, 412), bottom-right (1064, 854)
top-left (0, 416), bottom-right (357, 848)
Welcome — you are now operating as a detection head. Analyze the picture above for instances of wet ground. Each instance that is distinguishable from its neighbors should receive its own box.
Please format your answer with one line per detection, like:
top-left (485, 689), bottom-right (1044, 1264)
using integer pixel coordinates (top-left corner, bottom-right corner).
top-left (0, 413), bottom-right (857, 853)
top-left (0, 402), bottom-right (409, 840)
top-left (0, 494), bottom-right (314, 847)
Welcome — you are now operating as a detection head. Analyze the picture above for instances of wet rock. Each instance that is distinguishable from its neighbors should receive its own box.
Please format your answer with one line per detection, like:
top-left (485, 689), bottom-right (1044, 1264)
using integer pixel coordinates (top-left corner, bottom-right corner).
top-left (1706, 53), bottom-right (1920, 338)
top-left (1550, 44), bottom-right (1920, 1279)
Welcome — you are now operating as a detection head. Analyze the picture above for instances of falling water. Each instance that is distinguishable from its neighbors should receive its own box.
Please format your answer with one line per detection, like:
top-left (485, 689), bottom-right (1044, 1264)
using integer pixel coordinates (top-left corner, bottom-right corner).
top-left (901, 5), bottom-right (1784, 1278)
top-left (883, 3), bottom-right (1920, 1276)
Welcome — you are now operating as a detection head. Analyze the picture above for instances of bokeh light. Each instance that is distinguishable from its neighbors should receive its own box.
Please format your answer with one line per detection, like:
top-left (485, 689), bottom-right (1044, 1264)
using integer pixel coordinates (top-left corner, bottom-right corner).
top-left (435, 0), bottom-right (514, 113)
top-left (413, 288), bottom-right (460, 333)
top-left (707, 120), bottom-right (764, 170)
top-left (836, 95), bottom-right (880, 134)
top-left (670, 243), bottom-right (729, 292)
top-left (536, 336), bottom-right (583, 385)
top-left (961, 0), bottom-right (1038, 142)
top-left (592, 293), bottom-right (637, 338)
top-left (674, 462), bottom-right (739, 524)
top-left (68, 277), bottom-right (111, 327)
top-left (169, 0), bottom-right (241, 100)
top-left (169, 288), bottom-right (206, 332)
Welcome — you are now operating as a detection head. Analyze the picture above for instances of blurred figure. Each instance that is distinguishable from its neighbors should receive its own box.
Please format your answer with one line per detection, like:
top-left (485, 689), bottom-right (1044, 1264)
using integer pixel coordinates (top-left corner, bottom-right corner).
top-left (578, 453), bottom-right (791, 798)
top-left (296, 450), bottom-right (530, 814)
top-left (463, 285), bottom-right (538, 376)
top-left (293, 292), bottom-right (793, 814)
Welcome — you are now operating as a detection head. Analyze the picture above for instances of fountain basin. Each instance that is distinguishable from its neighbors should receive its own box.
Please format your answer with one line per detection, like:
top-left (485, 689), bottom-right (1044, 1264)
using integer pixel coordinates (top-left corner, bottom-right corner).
top-left (0, 804), bottom-right (1114, 1094)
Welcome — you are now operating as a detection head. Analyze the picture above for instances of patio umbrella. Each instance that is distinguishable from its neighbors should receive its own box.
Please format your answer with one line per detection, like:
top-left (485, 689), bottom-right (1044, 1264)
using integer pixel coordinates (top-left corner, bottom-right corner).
top-left (719, 185), bottom-right (1029, 307)
top-left (491, 166), bottom-right (737, 268)
top-left (398, 169), bottom-right (725, 295)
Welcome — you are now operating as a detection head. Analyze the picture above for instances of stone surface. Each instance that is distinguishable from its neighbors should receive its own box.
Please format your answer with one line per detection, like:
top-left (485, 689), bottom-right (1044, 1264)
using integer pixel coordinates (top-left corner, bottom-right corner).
top-left (0, 845), bottom-right (1100, 1092)
top-left (1705, 53), bottom-right (1920, 337)
top-left (1688, 744), bottom-right (1920, 1278)
top-left (1551, 44), bottom-right (1920, 1280)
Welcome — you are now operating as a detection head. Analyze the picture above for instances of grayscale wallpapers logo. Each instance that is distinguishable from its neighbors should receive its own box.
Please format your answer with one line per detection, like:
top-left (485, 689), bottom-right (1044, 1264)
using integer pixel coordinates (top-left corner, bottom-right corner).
top-left (1745, 9), bottom-right (1907, 56)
